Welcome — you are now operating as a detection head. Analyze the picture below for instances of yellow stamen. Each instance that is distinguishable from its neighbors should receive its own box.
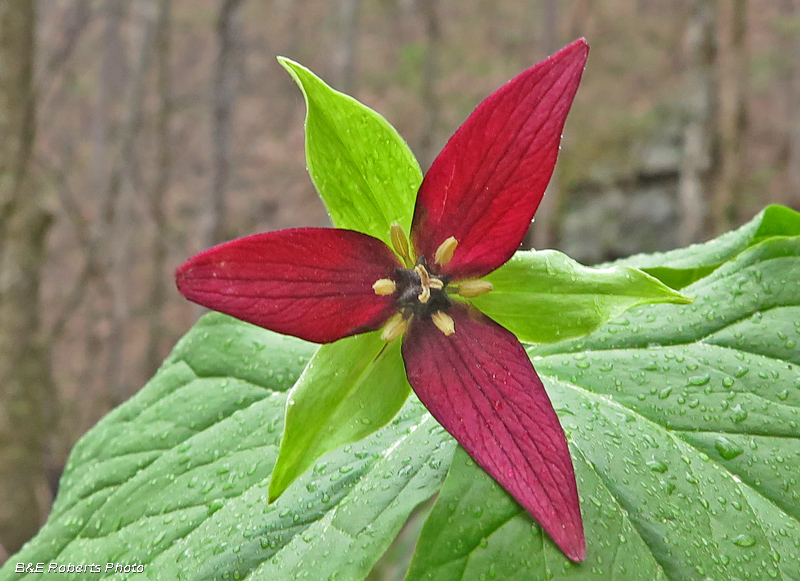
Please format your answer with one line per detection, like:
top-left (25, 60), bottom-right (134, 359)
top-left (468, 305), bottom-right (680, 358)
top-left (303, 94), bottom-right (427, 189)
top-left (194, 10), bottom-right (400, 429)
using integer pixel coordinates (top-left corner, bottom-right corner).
top-left (414, 264), bottom-right (430, 285)
top-left (415, 264), bottom-right (432, 303)
top-left (431, 311), bottom-right (455, 336)
top-left (428, 278), bottom-right (444, 290)
top-left (434, 236), bottom-right (458, 266)
top-left (381, 314), bottom-right (409, 342)
top-left (372, 278), bottom-right (396, 295)
top-left (457, 280), bottom-right (493, 298)
top-left (390, 223), bottom-right (412, 267)
top-left (418, 286), bottom-right (431, 303)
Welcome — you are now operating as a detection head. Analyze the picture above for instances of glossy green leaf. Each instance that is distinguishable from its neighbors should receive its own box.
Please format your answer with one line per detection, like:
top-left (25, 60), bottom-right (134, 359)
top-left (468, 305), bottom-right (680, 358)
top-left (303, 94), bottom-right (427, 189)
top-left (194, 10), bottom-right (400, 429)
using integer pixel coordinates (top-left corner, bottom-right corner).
top-left (410, 235), bottom-right (800, 580)
top-left (279, 58), bottom-right (422, 245)
top-left (610, 204), bottom-right (800, 289)
top-left (406, 448), bottom-right (667, 581)
top-left (268, 330), bottom-right (410, 502)
top-left (469, 249), bottom-right (691, 344)
top-left (6, 211), bottom-right (799, 581)
top-left (1, 313), bottom-right (453, 581)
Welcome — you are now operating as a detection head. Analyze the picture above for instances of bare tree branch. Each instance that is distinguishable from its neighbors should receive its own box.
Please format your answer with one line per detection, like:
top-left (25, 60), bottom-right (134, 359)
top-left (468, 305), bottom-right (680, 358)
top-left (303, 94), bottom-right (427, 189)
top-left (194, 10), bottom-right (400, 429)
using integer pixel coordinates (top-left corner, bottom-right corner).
top-left (42, 0), bottom-right (92, 77)
top-left (37, 155), bottom-right (113, 344)
top-left (37, 0), bottom-right (94, 132)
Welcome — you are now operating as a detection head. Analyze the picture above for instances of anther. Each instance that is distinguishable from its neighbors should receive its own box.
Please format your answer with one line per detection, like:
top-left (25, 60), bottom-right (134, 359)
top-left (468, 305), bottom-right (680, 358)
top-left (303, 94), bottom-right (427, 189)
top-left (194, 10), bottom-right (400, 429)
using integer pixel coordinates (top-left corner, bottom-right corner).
top-left (431, 311), bottom-right (455, 336)
top-left (434, 236), bottom-right (458, 266)
top-left (414, 264), bottom-right (434, 303)
top-left (390, 223), bottom-right (412, 267)
top-left (456, 280), bottom-right (493, 298)
top-left (418, 286), bottom-right (431, 303)
top-left (381, 314), bottom-right (409, 342)
top-left (414, 264), bottom-right (430, 285)
top-left (372, 278), bottom-right (396, 295)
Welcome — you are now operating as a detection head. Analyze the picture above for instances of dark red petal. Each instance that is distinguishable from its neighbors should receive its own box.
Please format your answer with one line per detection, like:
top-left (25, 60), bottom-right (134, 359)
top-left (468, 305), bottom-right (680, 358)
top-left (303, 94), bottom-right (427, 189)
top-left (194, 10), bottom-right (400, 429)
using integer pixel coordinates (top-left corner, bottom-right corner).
top-left (175, 228), bottom-right (401, 344)
top-left (402, 305), bottom-right (585, 561)
top-left (411, 39), bottom-right (588, 280)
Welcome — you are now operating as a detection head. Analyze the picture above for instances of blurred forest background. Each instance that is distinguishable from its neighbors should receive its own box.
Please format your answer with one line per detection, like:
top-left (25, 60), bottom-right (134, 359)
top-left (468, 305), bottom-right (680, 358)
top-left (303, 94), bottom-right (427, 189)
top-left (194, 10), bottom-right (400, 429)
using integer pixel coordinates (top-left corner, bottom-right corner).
top-left (2, 0), bottom-right (799, 563)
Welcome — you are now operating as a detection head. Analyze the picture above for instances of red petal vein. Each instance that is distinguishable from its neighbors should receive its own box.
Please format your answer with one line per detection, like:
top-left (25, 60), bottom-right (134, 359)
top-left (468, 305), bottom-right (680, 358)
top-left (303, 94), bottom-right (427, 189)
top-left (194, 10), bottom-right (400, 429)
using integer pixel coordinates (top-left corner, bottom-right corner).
top-left (175, 228), bottom-right (400, 344)
top-left (402, 305), bottom-right (585, 561)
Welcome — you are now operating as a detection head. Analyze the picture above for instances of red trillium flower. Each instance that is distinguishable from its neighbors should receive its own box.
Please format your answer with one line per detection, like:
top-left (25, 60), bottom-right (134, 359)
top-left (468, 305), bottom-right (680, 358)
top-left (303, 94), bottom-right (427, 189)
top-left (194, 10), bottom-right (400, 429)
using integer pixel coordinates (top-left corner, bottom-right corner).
top-left (177, 39), bottom-right (589, 561)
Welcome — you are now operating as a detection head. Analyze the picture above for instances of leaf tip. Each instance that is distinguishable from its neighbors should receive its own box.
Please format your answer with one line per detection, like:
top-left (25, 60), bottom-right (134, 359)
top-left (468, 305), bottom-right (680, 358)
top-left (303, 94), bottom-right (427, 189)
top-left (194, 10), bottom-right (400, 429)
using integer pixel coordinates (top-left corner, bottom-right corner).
top-left (276, 55), bottom-right (298, 68)
top-left (277, 56), bottom-right (303, 84)
top-left (660, 285), bottom-right (694, 305)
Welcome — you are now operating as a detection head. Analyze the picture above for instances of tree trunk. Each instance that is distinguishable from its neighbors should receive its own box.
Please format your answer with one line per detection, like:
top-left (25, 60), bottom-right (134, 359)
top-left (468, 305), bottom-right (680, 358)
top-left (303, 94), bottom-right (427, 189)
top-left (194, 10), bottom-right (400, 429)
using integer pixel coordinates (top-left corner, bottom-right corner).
top-left (789, 26), bottom-right (800, 210)
top-left (713, 0), bottom-right (747, 233)
top-left (334, 0), bottom-right (362, 94)
top-left (678, 0), bottom-right (717, 245)
top-left (779, 0), bottom-right (800, 209)
top-left (529, 0), bottom-right (560, 250)
top-left (0, 0), bottom-right (55, 553)
top-left (81, 0), bottom-right (130, 408)
top-left (416, 0), bottom-right (441, 171)
top-left (101, 3), bottom-right (158, 403)
top-left (204, 0), bottom-right (243, 248)
top-left (144, 0), bottom-right (173, 378)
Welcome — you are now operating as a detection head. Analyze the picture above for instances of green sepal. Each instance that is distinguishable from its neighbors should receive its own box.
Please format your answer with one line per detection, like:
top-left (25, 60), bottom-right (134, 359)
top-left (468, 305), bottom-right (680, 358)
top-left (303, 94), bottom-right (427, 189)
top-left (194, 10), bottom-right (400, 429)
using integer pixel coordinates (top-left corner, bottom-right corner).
top-left (468, 249), bottom-right (691, 344)
top-left (268, 331), bottom-right (410, 503)
top-left (278, 57), bottom-right (422, 245)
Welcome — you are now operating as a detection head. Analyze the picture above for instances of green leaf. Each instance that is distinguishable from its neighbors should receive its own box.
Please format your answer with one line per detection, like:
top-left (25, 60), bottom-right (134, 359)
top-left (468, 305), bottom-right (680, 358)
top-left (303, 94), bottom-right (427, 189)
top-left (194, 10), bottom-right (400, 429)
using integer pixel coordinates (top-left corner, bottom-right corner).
top-left (410, 235), bottom-right (800, 580)
top-left (469, 249), bottom-right (691, 344)
top-left (279, 58), bottom-right (422, 245)
top-left (407, 448), bottom-right (667, 581)
top-left (1, 313), bottom-right (453, 581)
top-left (7, 212), bottom-right (800, 581)
top-left (609, 204), bottom-right (800, 288)
top-left (268, 330), bottom-right (411, 502)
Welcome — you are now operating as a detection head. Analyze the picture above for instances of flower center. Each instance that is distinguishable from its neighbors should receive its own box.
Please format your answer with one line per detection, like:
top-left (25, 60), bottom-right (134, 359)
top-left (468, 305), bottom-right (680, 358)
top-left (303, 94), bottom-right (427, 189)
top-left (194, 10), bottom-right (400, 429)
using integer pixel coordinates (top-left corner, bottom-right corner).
top-left (393, 260), bottom-right (451, 318)
top-left (371, 226), bottom-right (461, 339)
top-left (372, 226), bottom-right (492, 341)
top-left (374, 259), bottom-right (454, 340)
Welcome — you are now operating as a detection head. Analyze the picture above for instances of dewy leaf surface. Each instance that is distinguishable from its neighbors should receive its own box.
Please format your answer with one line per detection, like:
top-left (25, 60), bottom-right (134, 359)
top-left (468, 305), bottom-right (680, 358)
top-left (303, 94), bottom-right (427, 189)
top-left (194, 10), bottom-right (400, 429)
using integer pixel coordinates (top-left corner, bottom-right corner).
top-left (406, 448), bottom-right (668, 581)
top-left (409, 234), bottom-right (800, 581)
top-left (279, 58), bottom-right (422, 245)
top-left (470, 249), bottom-right (691, 344)
top-left (5, 212), bottom-right (800, 581)
top-left (1, 313), bottom-right (454, 581)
